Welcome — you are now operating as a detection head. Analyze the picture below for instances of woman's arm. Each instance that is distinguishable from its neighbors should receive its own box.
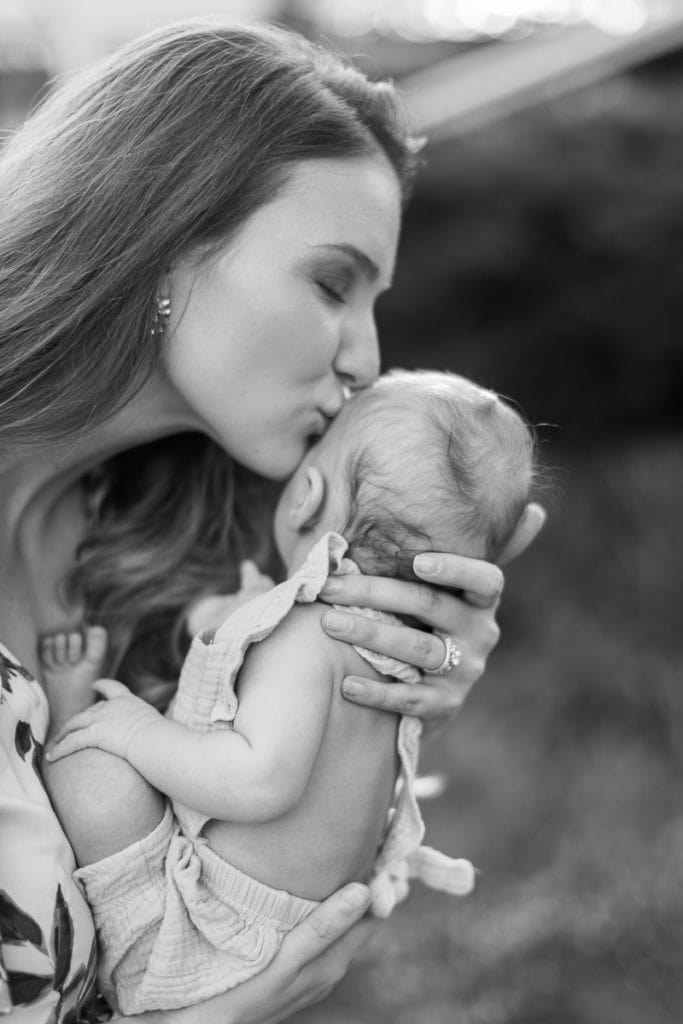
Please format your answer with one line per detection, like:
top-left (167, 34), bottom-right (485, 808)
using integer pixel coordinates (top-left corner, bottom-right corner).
top-left (319, 503), bottom-right (546, 725)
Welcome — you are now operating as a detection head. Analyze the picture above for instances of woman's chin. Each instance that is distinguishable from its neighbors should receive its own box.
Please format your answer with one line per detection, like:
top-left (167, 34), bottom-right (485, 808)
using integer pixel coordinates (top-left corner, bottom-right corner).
top-left (230, 433), bottom-right (319, 481)
top-left (257, 448), bottom-right (308, 482)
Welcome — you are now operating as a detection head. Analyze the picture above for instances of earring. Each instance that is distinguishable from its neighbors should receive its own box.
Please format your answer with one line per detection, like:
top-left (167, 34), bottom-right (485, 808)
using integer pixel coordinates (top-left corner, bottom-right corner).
top-left (151, 295), bottom-right (171, 338)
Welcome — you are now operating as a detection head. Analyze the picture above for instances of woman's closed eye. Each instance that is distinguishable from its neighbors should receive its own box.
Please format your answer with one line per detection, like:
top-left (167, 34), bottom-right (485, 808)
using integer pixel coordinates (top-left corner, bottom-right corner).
top-left (313, 261), bottom-right (354, 305)
top-left (317, 276), bottom-right (348, 304)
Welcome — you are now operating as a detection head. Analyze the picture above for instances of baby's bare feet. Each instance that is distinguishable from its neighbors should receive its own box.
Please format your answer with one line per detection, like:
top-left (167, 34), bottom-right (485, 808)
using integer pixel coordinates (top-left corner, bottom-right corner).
top-left (41, 626), bottom-right (108, 735)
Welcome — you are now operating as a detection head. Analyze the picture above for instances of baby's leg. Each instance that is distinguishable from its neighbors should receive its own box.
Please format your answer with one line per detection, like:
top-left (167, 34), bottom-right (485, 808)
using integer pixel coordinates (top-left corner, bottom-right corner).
top-left (41, 627), bottom-right (165, 866)
top-left (42, 625), bottom-right (107, 733)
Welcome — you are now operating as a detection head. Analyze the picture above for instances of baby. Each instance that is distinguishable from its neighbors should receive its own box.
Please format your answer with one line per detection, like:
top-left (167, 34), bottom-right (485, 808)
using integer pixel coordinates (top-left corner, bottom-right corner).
top-left (43, 369), bottom-right (537, 1015)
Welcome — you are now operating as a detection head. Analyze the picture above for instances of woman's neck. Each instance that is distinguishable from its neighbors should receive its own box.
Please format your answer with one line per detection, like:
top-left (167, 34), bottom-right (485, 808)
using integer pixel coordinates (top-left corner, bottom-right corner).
top-left (0, 369), bottom-right (200, 662)
top-left (3, 369), bottom-right (199, 530)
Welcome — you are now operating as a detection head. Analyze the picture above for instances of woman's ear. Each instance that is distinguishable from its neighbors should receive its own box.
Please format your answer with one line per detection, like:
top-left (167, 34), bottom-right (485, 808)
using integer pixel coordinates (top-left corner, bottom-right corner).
top-left (289, 467), bottom-right (326, 531)
top-left (497, 502), bottom-right (546, 564)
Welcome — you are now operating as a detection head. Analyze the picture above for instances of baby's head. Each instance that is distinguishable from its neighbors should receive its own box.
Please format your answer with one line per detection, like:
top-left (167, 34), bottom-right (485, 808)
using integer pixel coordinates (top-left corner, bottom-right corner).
top-left (274, 370), bottom-right (537, 577)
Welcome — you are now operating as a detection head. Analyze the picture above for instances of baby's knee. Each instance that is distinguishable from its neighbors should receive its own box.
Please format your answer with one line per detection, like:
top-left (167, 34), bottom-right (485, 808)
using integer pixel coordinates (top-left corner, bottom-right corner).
top-left (59, 750), bottom-right (165, 866)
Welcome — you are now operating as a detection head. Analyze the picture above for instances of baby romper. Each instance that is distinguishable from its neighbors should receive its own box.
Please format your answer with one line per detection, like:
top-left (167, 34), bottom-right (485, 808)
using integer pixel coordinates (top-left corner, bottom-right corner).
top-left (75, 532), bottom-right (474, 1014)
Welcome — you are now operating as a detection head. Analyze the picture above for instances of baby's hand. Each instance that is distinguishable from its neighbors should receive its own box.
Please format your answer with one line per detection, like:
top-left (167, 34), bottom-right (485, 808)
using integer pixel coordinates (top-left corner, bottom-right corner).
top-left (45, 679), bottom-right (163, 763)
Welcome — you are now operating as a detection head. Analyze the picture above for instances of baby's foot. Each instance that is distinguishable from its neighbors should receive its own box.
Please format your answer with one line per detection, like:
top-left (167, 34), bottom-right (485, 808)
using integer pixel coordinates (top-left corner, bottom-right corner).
top-left (41, 626), bottom-right (108, 735)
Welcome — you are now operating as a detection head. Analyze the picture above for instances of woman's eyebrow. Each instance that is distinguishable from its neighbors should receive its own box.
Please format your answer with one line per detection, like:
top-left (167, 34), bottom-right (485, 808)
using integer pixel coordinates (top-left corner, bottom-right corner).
top-left (311, 243), bottom-right (380, 283)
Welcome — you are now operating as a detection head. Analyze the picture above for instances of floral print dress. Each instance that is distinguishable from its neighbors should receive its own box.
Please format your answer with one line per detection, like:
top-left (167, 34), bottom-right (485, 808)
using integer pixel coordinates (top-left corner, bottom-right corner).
top-left (0, 641), bottom-right (107, 1022)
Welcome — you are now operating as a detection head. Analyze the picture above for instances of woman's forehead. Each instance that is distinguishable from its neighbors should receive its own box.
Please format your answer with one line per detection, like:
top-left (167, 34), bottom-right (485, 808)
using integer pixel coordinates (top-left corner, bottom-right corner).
top-left (259, 155), bottom-right (401, 253)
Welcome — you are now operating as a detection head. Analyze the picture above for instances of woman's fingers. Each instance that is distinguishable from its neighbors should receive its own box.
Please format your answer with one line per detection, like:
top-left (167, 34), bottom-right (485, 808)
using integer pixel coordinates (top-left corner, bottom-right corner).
top-left (320, 574), bottom-right (453, 628)
top-left (496, 501), bottom-right (546, 565)
top-left (204, 884), bottom-right (377, 1024)
top-left (320, 555), bottom-right (503, 618)
top-left (342, 674), bottom-right (469, 720)
top-left (322, 600), bottom-right (500, 722)
top-left (322, 606), bottom-right (498, 677)
top-left (323, 610), bottom-right (462, 674)
top-left (279, 883), bottom-right (372, 967)
top-left (292, 916), bottom-right (378, 1006)
top-left (412, 553), bottom-right (504, 609)
top-left (320, 554), bottom-right (507, 723)
top-left (270, 889), bottom-right (377, 1016)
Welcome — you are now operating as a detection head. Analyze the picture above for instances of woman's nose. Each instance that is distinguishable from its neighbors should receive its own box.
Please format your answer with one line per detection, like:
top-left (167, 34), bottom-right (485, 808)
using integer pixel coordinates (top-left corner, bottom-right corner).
top-left (334, 317), bottom-right (380, 392)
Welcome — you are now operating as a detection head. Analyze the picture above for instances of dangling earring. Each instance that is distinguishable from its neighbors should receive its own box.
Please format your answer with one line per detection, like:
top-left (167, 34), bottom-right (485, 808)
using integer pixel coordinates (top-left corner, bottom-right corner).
top-left (151, 295), bottom-right (171, 338)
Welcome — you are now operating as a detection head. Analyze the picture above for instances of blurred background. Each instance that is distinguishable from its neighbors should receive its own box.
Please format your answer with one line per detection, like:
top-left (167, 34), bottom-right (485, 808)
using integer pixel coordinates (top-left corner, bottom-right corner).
top-left (2, 1), bottom-right (682, 1021)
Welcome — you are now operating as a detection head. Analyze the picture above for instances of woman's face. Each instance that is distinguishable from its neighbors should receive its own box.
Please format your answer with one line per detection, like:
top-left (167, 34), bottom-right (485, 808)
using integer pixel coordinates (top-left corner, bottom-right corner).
top-left (161, 154), bottom-right (402, 479)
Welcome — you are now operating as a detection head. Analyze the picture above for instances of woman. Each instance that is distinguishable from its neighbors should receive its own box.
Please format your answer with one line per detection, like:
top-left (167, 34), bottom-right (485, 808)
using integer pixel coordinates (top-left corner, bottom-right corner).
top-left (0, 20), bottom-right (543, 1024)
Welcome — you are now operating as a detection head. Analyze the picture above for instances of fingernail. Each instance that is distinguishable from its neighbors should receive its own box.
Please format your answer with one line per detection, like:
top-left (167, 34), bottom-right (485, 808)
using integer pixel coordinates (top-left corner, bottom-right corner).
top-left (341, 883), bottom-right (370, 912)
top-left (320, 579), bottom-right (342, 595)
top-left (343, 679), bottom-right (364, 697)
top-left (323, 611), bottom-right (350, 634)
top-left (414, 555), bottom-right (438, 575)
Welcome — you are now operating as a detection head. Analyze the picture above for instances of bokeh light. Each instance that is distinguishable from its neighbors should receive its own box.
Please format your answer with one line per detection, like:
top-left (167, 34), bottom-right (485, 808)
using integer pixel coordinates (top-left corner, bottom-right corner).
top-left (310, 0), bottom-right (670, 41)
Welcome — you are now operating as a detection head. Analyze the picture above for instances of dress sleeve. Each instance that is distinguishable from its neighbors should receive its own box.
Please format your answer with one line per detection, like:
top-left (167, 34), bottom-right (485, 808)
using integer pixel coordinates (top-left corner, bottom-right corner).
top-left (0, 643), bottom-right (108, 1023)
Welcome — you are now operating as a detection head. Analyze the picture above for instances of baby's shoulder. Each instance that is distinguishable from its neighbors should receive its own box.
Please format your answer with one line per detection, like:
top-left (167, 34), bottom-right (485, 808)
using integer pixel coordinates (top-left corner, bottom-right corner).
top-left (236, 600), bottom-right (342, 705)
top-left (255, 600), bottom-right (346, 675)
top-left (285, 601), bottom-right (388, 686)
top-left (275, 599), bottom-right (334, 653)
top-left (246, 599), bottom-right (387, 687)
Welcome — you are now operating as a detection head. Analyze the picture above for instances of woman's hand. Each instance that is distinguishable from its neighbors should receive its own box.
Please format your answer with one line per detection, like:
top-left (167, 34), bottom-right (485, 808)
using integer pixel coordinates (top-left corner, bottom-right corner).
top-left (319, 553), bottom-right (501, 728)
top-left (320, 503), bottom-right (546, 728)
top-left (120, 883), bottom-right (377, 1024)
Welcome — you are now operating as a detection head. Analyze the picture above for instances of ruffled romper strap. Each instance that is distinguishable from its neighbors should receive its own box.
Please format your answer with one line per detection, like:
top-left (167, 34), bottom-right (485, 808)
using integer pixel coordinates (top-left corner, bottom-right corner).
top-left (333, 587), bottom-right (475, 918)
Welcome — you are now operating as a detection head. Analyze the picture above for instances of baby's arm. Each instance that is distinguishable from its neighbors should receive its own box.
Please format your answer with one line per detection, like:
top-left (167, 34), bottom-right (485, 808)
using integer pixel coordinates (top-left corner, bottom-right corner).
top-left (46, 604), bottom-right (335, 823)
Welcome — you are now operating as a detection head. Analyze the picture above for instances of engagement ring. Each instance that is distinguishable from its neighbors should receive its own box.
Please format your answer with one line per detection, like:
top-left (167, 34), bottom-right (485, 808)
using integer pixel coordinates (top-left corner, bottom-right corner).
top-left (424, 635), bottom-right (462, 676)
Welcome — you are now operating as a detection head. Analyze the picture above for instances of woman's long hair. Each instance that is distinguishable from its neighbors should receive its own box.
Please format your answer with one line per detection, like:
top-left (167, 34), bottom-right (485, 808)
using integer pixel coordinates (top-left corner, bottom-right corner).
top-left (0, 21), bottom-right (420, 702)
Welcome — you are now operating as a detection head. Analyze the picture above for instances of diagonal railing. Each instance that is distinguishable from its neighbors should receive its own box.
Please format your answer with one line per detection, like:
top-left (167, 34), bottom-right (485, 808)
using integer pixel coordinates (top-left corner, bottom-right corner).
top-left (398, 10), bottom-right (683, 138)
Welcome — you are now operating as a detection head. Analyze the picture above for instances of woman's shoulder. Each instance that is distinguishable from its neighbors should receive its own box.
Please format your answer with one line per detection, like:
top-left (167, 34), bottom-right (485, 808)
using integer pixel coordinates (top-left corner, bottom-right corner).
top-left (0, 640), bottom-right (104, 1023)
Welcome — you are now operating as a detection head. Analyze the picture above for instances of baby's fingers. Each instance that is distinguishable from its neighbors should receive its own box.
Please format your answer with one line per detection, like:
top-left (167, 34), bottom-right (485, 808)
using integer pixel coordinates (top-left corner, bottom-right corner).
top-left (49, 707), bottom-right (99, 747)
top-left (92, 678), bottom-right (133, 700)
top-left (45, 727), bottom-right (96, 762)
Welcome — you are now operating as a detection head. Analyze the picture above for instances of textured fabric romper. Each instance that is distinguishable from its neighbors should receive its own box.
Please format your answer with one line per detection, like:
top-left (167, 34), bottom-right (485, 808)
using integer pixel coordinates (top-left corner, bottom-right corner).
top-left (75, 533), bottom-right (475, 1015)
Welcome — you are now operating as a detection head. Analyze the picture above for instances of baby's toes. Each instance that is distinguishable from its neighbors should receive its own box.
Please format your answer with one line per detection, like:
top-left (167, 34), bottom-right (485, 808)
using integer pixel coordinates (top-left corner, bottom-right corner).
top-left (40, 632), bottom-right (71, 673)
top-left (66, 631), bottom-right (85, 664)
top-left (82, 625), bottom-right (108, 672)
top-left (40, 635), bottom-right (56, 672)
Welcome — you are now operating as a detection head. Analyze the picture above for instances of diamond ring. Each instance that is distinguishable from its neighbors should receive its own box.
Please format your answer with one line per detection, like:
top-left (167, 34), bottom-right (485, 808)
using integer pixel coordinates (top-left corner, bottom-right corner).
top-left (424, 635), bottom-right (462, 676)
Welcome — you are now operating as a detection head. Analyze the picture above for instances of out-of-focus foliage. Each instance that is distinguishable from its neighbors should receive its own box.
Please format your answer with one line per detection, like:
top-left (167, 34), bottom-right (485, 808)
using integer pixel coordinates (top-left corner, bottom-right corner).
top-left (379, 54), bottom-right (683, 445)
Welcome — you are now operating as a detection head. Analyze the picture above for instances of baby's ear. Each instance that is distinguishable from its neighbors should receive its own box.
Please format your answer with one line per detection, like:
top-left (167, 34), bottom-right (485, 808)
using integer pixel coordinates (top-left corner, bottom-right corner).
top-left (289, 468), bottom-right (326, 532)
top-left (497, 502), bottom-right (546, 564)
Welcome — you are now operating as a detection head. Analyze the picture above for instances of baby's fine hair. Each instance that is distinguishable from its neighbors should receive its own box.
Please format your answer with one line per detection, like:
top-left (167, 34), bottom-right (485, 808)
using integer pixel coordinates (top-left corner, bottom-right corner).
top-left (339, 370), bottom-right (537, 576)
